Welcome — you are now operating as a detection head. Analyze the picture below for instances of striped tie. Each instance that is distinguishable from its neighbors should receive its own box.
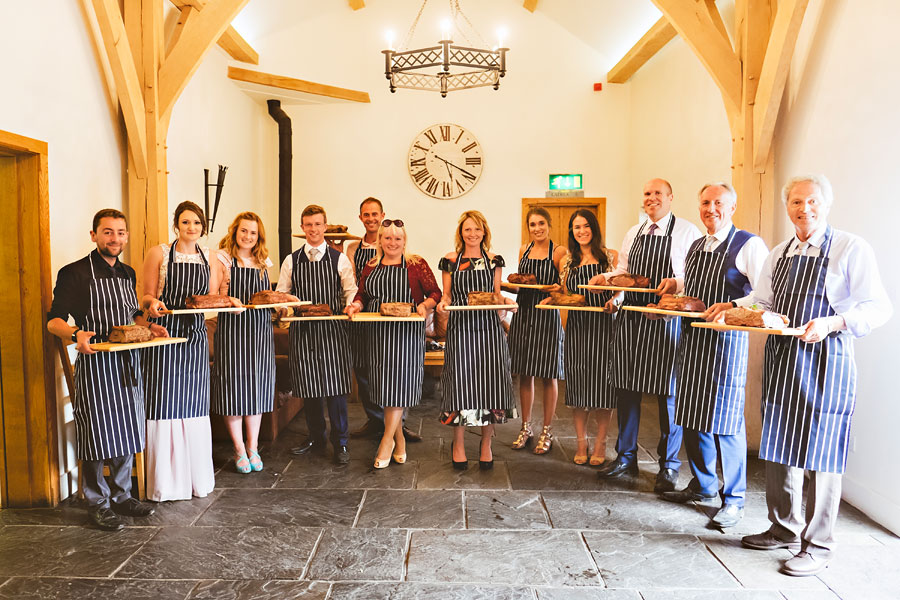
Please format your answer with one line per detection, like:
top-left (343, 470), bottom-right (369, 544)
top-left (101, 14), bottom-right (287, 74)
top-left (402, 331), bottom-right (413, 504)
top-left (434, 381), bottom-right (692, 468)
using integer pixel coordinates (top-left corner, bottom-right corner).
top-left (648, 223), bottom-right (659, 235)
top-left (309, 247), bottom-right (320, 261)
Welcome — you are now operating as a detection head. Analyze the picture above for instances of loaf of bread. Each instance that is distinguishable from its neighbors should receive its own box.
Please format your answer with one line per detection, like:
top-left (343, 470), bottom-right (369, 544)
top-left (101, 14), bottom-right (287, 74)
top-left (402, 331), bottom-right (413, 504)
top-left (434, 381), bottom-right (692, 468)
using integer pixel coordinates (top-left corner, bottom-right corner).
top-left (468, 291), bottom-right (501, 306)
top-left (107, 325), bottom-right (153, 343)
top-left (185, 294), bottom-right (233, 309)
top-left (548, 292), bottom-right (587, 307)
top-left (608, 273), bottom-right (652, 288)
top-left (250, 290), bottom-right (300, 305)
top-left (651, 294), bottom-right (707, 312)
top-left (325, 224), bottom-right (348, 233)
top-left (380, 302), bottom-right (413, 317)
top-left (297, 304), bottom-right (332, 317)
top-left (508, 273), bottom-right (538, 285)
top-left (723, 307), bottom-right (790, 328)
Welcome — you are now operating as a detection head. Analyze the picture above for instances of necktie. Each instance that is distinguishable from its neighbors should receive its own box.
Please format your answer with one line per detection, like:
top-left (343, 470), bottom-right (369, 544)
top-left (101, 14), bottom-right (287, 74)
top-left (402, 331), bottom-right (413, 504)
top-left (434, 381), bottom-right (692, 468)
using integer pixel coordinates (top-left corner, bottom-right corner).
top-left (707, 235), bottom-right (718, 250)
top-left (309, 247), bottom-right (320, 261)
top-left (647, 223), bottom-right (659, 235)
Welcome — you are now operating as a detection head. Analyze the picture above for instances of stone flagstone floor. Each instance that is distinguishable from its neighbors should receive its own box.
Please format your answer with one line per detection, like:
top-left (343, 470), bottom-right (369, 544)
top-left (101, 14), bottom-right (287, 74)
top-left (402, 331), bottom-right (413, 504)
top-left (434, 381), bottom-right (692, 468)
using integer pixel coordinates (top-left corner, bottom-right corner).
top-left (1, 377), bottom-right (898, 599)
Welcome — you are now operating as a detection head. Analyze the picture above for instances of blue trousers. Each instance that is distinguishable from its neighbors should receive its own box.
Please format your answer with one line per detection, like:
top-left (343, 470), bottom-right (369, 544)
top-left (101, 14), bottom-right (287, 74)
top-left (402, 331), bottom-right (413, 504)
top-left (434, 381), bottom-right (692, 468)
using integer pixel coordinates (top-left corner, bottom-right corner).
top-left (615, 389), bottom-right (682, 470)
top-left (305, 395), bottom-right (349, 447)
top-left (684, 423), bottom-right (747, 506)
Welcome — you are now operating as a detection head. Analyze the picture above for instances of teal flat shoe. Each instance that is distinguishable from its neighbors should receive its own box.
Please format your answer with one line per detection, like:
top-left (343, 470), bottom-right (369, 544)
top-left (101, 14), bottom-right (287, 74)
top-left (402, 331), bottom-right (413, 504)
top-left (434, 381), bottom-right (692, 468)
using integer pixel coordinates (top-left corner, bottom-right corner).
top-left (235, 453), bottom-right (251, 474)
top-left (248, 449), bottom-right (263, 472)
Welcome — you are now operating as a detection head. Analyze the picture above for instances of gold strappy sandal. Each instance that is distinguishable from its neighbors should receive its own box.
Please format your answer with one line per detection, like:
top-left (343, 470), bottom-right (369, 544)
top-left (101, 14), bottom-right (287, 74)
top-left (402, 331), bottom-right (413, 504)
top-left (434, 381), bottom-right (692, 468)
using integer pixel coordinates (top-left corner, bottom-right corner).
top-left (511, 422), bottom-right (533, 449)
top-left (533, 425), bottom-right (553, 455)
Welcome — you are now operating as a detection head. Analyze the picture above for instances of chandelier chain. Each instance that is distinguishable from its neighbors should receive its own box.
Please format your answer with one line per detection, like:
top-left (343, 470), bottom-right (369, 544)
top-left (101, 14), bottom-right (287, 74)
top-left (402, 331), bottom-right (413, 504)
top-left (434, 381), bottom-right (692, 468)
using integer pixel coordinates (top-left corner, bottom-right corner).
top-left (400, 0), bottom-right (487, 50)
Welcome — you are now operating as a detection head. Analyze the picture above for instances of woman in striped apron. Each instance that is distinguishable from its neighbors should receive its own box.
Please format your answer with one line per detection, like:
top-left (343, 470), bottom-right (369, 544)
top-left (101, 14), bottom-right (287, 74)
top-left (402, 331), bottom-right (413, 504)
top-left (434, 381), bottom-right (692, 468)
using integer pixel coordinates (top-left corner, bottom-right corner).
top-left (508, 207), bottom-right (566, 454)
top-left (211, 212), bottom-right (276, 473)
top-left (347, 220), bottom-right (441, 468)
top-left (143, 201), bottom-right (222, 501)
top-left (545, 210), bottom-right (618, 466)
top-left (437, 211), bottom-right (517, 470)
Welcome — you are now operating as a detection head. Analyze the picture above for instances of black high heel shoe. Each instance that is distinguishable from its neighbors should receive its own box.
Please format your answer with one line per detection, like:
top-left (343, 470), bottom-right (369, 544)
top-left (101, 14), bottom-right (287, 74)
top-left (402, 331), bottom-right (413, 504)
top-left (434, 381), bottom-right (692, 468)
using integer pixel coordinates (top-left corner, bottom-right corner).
top-left (479, 435), bottom-right (494, 470)
top-left (451, 441), bottom-right (468, 470)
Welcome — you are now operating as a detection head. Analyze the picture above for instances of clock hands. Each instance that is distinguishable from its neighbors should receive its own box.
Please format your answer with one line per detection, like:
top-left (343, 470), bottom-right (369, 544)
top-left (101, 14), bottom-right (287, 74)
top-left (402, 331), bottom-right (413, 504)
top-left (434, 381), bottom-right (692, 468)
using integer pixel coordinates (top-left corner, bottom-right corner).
top-left (432, 154), bottom-right (477, 180)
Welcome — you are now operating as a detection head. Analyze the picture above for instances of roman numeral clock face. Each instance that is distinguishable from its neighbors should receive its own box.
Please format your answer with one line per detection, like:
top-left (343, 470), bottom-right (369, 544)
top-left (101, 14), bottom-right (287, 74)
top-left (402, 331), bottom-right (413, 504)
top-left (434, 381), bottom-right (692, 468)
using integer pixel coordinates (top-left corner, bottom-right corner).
top-left (408, 124), bottom-right (483, 199)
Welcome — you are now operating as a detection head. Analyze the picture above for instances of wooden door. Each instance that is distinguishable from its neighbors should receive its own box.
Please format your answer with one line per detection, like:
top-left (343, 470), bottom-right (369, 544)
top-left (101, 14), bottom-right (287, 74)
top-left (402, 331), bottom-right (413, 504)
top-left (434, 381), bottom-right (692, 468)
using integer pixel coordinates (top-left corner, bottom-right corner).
top-left (521, 198), bottom-right (607, 249)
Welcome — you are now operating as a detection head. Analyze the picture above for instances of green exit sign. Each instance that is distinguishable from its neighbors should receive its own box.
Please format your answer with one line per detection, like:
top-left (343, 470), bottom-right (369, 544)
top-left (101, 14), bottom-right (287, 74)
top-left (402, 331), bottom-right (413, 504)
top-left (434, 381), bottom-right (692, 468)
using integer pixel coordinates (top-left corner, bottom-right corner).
top-left (549, 174), bottom-right (583, 190)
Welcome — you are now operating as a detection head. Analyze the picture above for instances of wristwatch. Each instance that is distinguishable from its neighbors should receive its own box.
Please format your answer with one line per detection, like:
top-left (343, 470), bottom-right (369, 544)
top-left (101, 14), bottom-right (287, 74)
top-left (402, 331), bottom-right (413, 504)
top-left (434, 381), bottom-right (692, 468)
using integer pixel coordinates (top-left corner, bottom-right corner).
top-left (71, 328), bottom-right (81, 342)
top-left (731, 301), bottom-right (738, 308)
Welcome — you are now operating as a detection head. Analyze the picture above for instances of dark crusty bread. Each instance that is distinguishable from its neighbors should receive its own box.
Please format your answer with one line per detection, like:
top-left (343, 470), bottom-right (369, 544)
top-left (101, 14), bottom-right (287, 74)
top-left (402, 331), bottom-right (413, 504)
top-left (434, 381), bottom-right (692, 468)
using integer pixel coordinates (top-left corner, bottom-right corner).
top-left (380, 302), bottom-right (413, 317)
top-left (250, 290), bottom-right (299, 305)
top-left (652, 294), bottom-right (707, 312)
top-left (548, 292), bottom-right (587, 307)
top-left (325, 224), bottom-right (348, 233)
top-left (608, 273), bottom-right (652, 288)
top-left (508, 273), bottom-right (538, 285)
top-left (468, 291), bottom-right (501, 306)
top-left (297, 304), bottom-right (332, 317)
top-left (107, 325), bottom-right (153, 343)
top-left (185, 294), bottom-right (233, 309)
top-left (723, 307), bottom-right (790, 328)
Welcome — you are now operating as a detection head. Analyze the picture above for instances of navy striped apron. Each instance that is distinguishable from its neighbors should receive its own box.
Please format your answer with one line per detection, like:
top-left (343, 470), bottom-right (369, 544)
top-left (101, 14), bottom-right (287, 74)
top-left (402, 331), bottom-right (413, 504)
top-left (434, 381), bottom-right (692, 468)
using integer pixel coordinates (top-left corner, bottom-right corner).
top-left (288, 247), bottom-right (351, 398)
top-left (143, 243), bottom-right (210, 420)
top-left (440, 251), bottom-right (515, 412)
top-left (564, 261), bottom-right (617, 409)
top-left (609, 217), bottom-right (682, 395)
top-left (351, 243), bottom-right (377, 371)
top-left (508, 241), bottom-right (565, 379)
top-left (760, 227), bottom-right (856, 473)
top-left (212, 258), bottom-right (275, 416)
top-left (73, 255), bottom-right (145, 460)
top-left (364, 256), bottom-right (425, 408)
top-left (675, 227), bottom-right (749, 435)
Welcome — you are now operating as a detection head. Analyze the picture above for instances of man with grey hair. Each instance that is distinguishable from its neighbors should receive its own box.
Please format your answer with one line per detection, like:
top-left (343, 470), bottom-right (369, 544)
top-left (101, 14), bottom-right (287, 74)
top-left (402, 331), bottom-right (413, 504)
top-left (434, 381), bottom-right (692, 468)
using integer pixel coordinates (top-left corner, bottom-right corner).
top-left (659, 182), bottom-right (768, 530)
top-left (709, 174), bottom-right (891, 576)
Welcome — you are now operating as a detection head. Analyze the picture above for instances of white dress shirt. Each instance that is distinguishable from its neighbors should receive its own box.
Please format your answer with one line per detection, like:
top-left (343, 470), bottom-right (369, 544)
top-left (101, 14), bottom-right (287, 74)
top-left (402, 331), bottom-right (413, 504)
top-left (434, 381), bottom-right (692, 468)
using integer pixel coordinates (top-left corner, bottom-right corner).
top-left (701, 222), bottom-right (770, 290)
top-left (275, 241), bottom-right (358, 306)
top-left (610, 212), bottom-right (703, 292)
top-left (735, 223), bottom-right (892, 337)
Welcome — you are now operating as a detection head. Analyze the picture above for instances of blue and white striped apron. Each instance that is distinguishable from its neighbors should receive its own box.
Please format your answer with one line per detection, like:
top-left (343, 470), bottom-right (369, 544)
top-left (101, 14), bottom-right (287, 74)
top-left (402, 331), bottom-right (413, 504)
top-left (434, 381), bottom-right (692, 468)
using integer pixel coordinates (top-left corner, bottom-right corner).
top-left (564, 261), bottom-right (617, 409)
top-left (73, 254), bottom-right (145, 460)
top-left (351, 243), bottom-right (376, 371)
top-left (212, 258), bottom-right (275, 416)
top-left (288, 247), bottom-right (352, 398)
top-left (364, 256), bottom-right (425, 408)
top-left (675, 227), bottom-right (750, 435)
top-left (508, 241), bottom-right (565, 379)
top-left (760, 227), bottom-right (857, 473)
top-left (609, 217), bottom-right (682, 395)
top-left (143, 243), bottom-right (210, 420)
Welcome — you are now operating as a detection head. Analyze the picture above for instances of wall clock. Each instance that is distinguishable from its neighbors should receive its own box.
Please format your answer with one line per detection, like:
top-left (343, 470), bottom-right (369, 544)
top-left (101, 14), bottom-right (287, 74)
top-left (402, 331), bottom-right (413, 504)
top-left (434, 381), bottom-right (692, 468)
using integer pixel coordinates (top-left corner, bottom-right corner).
top-left (408, 123), bottom-right (483, 199)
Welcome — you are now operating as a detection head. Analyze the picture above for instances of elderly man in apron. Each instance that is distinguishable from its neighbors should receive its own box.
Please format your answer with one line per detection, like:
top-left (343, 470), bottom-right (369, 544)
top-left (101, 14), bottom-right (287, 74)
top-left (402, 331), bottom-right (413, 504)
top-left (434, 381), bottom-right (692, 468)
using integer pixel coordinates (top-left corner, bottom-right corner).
top-left (660, 183), bottom-right (769, 529)
top-left (710, 175), bottom-right (891, 576)
top-left (47, 209), bottom-right (159, 530)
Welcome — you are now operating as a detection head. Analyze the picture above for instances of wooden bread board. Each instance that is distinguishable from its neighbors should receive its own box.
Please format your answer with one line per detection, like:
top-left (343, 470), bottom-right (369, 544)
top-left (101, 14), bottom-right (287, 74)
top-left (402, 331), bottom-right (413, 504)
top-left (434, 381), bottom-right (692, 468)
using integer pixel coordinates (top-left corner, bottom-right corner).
top-left (501, 282), bottom-right (554, 291)
top-left (691, 322), bottom-right (803, 336)
top-left (445, 304), bottom-right (518, 311)
top-left (281, 315), bottom-right (349, 322)
top-left (623, 306), bottom-right (704, 318)
top-left (90, 337), bottom-right (188, 352)
top-left (578, 284), bottom-right (657, 293)
top-left (161, 307), bottom-right (245, 315)
top-left (536, 304), bottom-right (610, 312)
top-left (244, 301), bottom-right (311, 309)
top-left (292, 233), bottom-right (362, 240)
top-left (351, 312), bottom-right (425, 322)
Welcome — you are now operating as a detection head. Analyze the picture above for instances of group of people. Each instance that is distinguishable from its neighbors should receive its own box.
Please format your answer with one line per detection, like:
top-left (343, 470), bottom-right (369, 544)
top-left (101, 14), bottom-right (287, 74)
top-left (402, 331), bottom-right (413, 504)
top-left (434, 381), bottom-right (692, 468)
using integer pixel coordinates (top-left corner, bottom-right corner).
top-left (49, 175), bottom-right (890, 578)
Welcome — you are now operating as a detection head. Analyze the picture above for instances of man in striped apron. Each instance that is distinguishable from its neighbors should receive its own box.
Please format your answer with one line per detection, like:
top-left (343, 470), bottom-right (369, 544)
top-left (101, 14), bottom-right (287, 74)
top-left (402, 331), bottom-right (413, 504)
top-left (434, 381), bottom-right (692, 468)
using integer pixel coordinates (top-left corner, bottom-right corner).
top-left (276, 205), bottom-right (358, 464)
top-left (662, 183), bottom-right (769, 529)
top-left (47, 210), bottom-right (158, 530)
top-left (599, 179), bottom-right (702, 492)
top-left (720, 176), bottom-right (891, 576)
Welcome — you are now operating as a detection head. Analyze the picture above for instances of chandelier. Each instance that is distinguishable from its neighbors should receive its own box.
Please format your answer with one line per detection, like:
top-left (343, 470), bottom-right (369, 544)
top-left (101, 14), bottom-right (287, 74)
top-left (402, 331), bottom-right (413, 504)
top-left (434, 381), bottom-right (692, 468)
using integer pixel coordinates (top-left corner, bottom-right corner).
top-left (382, 0), bottom-right (508, 98)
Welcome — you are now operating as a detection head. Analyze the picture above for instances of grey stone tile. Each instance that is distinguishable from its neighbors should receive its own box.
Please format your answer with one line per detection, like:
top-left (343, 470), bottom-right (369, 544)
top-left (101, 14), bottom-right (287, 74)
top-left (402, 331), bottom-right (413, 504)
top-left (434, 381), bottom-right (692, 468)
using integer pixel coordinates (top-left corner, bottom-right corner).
top-left (304, 527), bottom-right (407, 581)
top-left (702, 537), bottom-right (829, 590)
top-left (639, 591), bottom-right (783, 600)
top-left (583, 531), bottom-right (739, 589)
top-left (542, 491), bottom-right (713, 533)
top-left (195, 488), bottom-right (362, 527)
top-left (871, 531), bottom-right (900, 546)
top-left (816, 543), bottom-right (900, 600)
top-left (0, 578), bottom-right (196, 599)
top-left (508, 457), bottom-right (663, 493)
top-left (213, 454), bottom-right (291, 489)
top-left (535, 588), bottom-right (641, 599)
top-left (466, 491), bottom-right (551, 530)
top-left (351, 435), bottom-right (444, 462)
top-left (356, 490), bottom-right (464, 529)
top-left (416, 460), bottom-right (511, 490)
top-left (187, 579), bottom-right (329, 599)
top-left (0, 525), bottom-right (156, 577)
top-left (778, 591), bottom-right (842, 600)
top-left (277, 458), bottom-right (416, 490)
top-left (406, 530), bottom-right (600, 586)
top-left (329, 582), bottom-right (534, 599)
top-left (117, 526), bottom-right (319, 580)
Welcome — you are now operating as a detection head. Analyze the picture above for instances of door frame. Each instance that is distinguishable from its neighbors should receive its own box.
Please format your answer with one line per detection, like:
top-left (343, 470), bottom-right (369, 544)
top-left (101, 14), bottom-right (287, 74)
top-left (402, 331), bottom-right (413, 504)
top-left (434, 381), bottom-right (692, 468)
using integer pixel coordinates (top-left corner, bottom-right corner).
top-left (0, 129), bottom-right (58, 508)
top-left (521, 197), bottom-right (607, 246)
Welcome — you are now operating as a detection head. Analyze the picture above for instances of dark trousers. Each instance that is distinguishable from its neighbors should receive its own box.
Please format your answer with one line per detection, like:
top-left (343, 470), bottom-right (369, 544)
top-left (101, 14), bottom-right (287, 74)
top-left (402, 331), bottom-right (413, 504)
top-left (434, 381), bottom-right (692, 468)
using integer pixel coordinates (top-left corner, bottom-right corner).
top-left (82, 454), bottom-right (133, 508)
top-left (684, 423), bottom-right (747, 506)
top-left (306, 395), bottom-right (349, 447)
top-left (356, 370), bottom-right (384, 424)
top-left (615, 389), bottom-right (682, 470)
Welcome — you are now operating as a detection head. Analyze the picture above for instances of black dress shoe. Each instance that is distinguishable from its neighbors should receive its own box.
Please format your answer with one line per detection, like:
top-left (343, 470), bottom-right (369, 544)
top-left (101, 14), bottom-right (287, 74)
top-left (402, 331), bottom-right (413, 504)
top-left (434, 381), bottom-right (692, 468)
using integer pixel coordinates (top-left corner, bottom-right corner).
top-left (334, 445), bottom-right (350, 464)
top-left (89, 506), bottom-right (124, 531)
top-left (402, 425), bottom-right (423, 443)
top-left (291, 439), bottom-right (326, 456)
top-left (661, 487), bottom-right (718, 504)
top-left (111, 497), bottom-right (156, 518)
top-left (597, 458), bottom-right (639, 479)
top-left (654, 468), bottom-right (679, 493)
top-left (451, 441), bottom-right (468, 471)
top-left (350, 421), bottom-right (384, 439)
top-left (712, 503), bottom-right (744, 528)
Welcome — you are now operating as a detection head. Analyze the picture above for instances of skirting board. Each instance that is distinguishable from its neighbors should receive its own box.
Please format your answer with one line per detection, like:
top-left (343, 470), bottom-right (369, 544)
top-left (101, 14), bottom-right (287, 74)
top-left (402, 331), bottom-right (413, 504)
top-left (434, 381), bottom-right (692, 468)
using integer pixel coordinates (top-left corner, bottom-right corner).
top-left (841, 475), bottom-right (900, 536)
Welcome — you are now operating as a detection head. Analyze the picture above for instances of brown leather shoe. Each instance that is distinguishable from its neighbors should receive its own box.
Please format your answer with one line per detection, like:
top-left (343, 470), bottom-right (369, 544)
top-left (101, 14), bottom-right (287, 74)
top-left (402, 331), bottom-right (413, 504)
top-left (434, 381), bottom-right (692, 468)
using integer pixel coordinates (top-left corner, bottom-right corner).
top-left (781, 551), bottom-right (830, 576)
top-left (350, 421), bottom-right (384, 439)
top-left (741, 530), bottom-right (801, 551)
top-left (402, 425), bottom-right (422, 443)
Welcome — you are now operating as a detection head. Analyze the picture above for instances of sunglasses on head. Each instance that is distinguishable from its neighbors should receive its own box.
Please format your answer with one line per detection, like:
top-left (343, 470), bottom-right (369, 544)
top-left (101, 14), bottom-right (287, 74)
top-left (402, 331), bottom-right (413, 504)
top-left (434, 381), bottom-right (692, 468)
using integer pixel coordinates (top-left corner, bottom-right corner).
top-left (382, 219), bottom-right (404, 228)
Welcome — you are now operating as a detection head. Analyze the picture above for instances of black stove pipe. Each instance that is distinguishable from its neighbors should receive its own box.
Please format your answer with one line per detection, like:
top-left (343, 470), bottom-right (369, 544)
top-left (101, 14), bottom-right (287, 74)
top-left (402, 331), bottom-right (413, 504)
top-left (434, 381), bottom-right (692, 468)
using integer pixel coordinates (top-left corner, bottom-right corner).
top-left (267, 99), bottom-right (292, 264)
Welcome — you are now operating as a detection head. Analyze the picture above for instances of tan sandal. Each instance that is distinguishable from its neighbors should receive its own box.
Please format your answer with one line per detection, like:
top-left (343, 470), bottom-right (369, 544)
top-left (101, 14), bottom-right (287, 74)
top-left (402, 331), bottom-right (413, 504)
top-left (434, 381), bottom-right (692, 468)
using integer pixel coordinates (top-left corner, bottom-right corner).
top-left (590, 442), bottom-right (607, 466)
top-left (512, 422), bottom-right (533, 449)
top-left (533, 425), bottom-right (553, 455)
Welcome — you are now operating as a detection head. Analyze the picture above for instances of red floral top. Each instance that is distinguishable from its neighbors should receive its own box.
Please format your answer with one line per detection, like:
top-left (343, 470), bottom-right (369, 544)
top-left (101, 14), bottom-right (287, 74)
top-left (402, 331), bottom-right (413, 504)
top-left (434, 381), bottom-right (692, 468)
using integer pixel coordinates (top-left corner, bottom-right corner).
top-left (354, 255), bottom-right (442, 307)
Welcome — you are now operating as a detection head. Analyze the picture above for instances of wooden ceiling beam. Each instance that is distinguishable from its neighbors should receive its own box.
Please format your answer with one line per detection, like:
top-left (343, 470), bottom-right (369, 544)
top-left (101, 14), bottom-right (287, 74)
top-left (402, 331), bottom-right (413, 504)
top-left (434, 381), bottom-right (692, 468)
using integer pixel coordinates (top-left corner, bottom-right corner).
top-left (700, 0), bottom-right (733, 51)
top-left (166, 5), bottom-right (196, 58)
top-left (228, 66), bottom-right (371, 103)
top-left (169, 0), bottom-right (257, 64)
top-left (607, 17), bottom-right (676, 83)
top-left (349, 0), bottom-right (365, 10)
top-left (523, 0), bottom-right (539, 13)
